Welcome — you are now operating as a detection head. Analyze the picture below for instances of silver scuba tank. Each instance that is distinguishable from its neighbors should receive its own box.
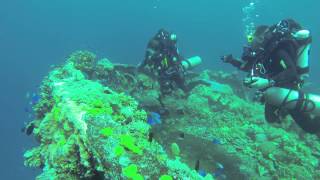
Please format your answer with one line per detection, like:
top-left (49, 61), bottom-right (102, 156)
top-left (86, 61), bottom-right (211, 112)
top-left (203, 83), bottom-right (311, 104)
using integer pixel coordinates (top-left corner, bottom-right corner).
top-left (292, 30), bottom-right (311, 81)
top-left (264, 87), bottom-right (320, 117)
top-left (181, 56), bottom-right (202, 70)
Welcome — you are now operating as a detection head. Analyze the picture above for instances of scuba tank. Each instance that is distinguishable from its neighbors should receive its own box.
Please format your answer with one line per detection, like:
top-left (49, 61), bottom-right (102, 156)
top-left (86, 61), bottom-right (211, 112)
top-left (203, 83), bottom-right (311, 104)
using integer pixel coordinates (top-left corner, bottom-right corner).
top-left (292, 30), bottom-right (312, 81)
top-left (181, 56), bottom-right (202, 70)
top-left (159, 56), bottom-right (202, 94)
top-left (252, 21), bottom-right (317, 132)
top-left (264, 87), bottom-right (320, 117)
top-left (263, 87), bottom-right (320, 133)
top-left (264, 20), bottom-right (312, 82)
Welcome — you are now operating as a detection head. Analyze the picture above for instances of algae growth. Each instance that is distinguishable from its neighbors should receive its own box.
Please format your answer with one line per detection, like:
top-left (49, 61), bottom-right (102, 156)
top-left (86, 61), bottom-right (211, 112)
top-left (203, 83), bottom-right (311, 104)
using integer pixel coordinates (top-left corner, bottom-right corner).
top-left (24, 51), bottom-right (320, 179)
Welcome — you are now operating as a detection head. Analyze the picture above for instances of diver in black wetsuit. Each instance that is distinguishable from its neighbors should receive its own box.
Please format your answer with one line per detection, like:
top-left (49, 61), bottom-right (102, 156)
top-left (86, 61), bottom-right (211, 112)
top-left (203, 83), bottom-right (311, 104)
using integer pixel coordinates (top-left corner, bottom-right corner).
top-left (139, 29), bottom-right (202, 94)
top-left (222, 19), bottom-right (320, 134)
top-left (223, 19), bottom-right (310, 89)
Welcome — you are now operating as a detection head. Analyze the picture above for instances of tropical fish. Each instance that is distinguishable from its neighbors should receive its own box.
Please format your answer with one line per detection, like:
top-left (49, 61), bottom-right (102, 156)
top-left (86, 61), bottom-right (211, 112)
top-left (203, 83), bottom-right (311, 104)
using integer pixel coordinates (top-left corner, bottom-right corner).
top-left (24, 91), bottom-right (40, 120)
top-left (21, 122), bottom-right (35, 136)
top-left (26, 92), bottom-right (41, 106)
top-left (24, 107), bottom-right (31, 113)
top-left (198, 169), bottom-right (206, 177)
top-left (212, 138), bottom-right (222, 145)
top-left (31, 93), bottom-right (40, 105)
top-left (213, 162), bottom-right (224, 177)
top-left (147, 112), bottom-right (161, 126)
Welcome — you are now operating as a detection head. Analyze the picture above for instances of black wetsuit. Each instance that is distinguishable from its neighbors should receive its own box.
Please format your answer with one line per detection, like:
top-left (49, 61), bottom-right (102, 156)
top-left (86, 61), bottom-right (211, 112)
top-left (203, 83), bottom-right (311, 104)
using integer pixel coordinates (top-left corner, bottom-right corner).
top-left (229, 45), bottom-right (299, 89)
top-left (140, 30), bottom-right (186, 93)
top-left (264, 46), bottom-right (320, 134)
top-left (228, 23), bottom-right (320, 133)
top-left (262, 48), bottom-right (299, 88)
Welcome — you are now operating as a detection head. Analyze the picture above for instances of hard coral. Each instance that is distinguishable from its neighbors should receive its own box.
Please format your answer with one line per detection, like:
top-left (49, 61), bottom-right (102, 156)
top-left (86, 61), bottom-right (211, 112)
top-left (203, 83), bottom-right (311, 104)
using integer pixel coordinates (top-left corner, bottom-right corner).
top-left (68, 50), bottom-right (96, 77)
top-left (95, 58), bottom-right (114, 79)
top-left (25, 50), bottom-right (320, 179)
top-left (120, 134), bottom-right (143, 155)
top-left (123, 164), bottom-right (144, 180)
top-left (159, 175), bottom-right (173, 180)
top-left (25, 52), bottom-right (204, 179)
top-left (100, 127), bottom-right (113, 137)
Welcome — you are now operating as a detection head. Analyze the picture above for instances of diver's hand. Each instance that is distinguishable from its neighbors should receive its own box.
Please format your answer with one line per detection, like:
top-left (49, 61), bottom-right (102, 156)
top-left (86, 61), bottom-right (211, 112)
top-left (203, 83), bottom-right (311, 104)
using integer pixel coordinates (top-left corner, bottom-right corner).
top-left (244, 77), bottom-right (273, 89)
top-left (221, 54), bottom-right (233, 63)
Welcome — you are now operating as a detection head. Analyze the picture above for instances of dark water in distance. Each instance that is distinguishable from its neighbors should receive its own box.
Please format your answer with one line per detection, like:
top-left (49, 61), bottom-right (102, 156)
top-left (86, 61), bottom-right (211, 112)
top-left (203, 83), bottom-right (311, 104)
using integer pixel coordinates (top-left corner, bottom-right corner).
top-left (0, 0), bottom-right (319, 179)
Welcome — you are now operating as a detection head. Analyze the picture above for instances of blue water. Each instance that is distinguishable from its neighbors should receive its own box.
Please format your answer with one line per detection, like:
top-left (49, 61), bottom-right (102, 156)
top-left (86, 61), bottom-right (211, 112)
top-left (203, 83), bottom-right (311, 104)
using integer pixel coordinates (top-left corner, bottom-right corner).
top-left (0, 0), bottom-right (319, 179)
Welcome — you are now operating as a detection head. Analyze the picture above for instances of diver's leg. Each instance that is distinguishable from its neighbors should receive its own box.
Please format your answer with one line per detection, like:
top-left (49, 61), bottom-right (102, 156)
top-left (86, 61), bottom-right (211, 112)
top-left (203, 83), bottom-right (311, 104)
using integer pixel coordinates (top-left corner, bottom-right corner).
top-left (289, 111), bottom-right (320, 134)
top-left (264, 103), bottom-right (283, 123)
top-left (185, 79), bottom-right (211, 93)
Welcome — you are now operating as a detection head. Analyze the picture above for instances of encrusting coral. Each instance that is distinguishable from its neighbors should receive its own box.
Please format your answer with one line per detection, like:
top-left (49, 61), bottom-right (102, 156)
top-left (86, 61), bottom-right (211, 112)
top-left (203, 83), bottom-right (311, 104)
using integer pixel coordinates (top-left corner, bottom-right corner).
top-left (24, 50), bottom-right (320, 179)
top-left (24, 51), bottom-right (209, 180)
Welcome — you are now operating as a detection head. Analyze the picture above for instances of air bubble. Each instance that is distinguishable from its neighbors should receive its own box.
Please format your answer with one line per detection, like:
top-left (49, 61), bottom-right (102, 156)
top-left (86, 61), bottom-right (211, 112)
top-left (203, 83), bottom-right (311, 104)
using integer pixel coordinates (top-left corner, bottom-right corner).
top-left (242, 0), bottom-right (261, 38)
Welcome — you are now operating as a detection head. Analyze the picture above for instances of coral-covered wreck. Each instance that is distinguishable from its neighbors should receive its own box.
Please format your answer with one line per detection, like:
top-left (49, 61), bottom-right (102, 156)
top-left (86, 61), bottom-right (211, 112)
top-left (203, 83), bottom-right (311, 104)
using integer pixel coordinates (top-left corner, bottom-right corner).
top-left (24, 51), bottom-right (320, 179)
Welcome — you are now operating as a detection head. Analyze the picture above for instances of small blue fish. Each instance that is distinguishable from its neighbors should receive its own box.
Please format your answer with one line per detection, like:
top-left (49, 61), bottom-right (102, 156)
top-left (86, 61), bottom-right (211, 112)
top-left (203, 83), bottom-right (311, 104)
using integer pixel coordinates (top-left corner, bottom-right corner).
top-left (24, 107), bottom-right (30, 113)
top-left (198, 169), bottom-right (206, 177)
top-left (213, 170), bottom-right (223, 177)
top-left (24, 91), bottom-right (39, 118)
top-left (213, 163), bottom-right (224, 177)
top-left (212, 138), bottom-right (222, 145)
top-left (147, 112), bottom-right (161, 126)
top-left (31, 93), bottom-right (40, 105)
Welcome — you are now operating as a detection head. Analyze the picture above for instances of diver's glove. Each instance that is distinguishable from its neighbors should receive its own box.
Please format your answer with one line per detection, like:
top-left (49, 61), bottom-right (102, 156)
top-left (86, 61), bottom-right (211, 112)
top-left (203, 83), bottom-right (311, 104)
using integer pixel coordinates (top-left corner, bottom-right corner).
top-left (221, 54), bottom-right (234, 63)
top-left (244, 77), bottom-right (275, 89)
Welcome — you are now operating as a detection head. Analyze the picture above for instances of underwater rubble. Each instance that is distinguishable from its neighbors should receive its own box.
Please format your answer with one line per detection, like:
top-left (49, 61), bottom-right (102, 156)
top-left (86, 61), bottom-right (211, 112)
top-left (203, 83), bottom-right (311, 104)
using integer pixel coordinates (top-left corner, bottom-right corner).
top-left (24, 51), bottom-right (320, 180)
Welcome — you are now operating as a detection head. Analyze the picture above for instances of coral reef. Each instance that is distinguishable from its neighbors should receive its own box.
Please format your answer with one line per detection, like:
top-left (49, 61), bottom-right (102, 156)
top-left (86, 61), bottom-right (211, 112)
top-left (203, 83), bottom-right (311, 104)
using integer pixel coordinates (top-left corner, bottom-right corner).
top-left (25, 51), bottom-right (320, 180)
top-left (25, 51), bottom-right (207, 180)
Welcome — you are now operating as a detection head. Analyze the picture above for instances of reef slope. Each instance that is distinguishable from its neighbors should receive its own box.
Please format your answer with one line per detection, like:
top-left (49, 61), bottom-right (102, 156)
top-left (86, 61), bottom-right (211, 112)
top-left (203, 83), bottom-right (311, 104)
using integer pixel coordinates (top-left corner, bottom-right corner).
top-left (24, 51), bottom-right (320, 179)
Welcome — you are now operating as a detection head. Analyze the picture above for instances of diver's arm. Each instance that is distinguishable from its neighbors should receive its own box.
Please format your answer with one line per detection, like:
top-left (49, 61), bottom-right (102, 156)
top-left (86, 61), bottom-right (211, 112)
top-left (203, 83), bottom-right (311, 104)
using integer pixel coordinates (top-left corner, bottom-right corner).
top-left (139, 46), bottom-right (156, 69)
top-left (221, 54), bottom-right (244, 70)
top-left (229, 58), bottom-right (243, 69)
top-left (167, 43), bottom-right (182, 62)
top-left (175, 47), bottom-right (184, 62)
top-left (271, 49), bottom-right (299, 85)
top-left (140, 39), bottom-right (162, 68)
top-left (145, 48), bottom-right (156, 63)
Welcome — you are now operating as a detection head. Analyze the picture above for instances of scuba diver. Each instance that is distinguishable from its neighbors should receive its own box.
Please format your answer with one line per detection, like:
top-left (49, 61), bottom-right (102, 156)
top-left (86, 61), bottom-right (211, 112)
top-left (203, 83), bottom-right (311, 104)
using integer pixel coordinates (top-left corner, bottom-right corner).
top-left (139, 29), bottom-right (202, 94)
top-left (222, 19), bottom-right (320, 134)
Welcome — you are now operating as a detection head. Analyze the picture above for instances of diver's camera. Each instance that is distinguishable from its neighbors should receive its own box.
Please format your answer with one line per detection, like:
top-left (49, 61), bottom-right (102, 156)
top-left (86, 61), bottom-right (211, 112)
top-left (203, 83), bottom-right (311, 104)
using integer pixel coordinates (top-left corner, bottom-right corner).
top-left (242, 46), bottom-right (258, 60)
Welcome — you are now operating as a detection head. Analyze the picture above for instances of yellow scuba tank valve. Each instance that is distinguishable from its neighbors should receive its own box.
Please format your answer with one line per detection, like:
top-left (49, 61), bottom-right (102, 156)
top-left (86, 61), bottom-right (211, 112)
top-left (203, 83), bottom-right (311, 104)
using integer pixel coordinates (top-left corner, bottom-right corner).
top-left (247, 34), bottom-right (254, 43)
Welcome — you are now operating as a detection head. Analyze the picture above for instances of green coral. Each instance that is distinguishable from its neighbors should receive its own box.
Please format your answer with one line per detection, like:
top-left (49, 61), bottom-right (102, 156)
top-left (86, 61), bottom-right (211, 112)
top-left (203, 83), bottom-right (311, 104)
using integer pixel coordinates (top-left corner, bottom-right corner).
top-left (159, 175), bottom-right (173, 180)
top-left (50, 104), bottom-right (62, 122)
top-left (86, 99), bottom-right (113, 116)
top-left (170, 143), bottom-right (180, 157)
top-left (120, 134), bottom-right (143, 155)
top-left (100, 127), bottom-right (113, 137)
top-left (123, 164), bottom-right (144, 180)
top-left (114, 146), bottom-right (125, 157)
